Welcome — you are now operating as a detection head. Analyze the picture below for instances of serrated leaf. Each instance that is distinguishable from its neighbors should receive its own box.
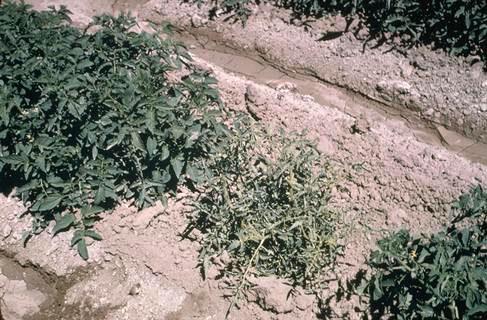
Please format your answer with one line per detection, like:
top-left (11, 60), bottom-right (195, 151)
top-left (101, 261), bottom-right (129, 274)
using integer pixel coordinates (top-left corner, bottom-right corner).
top-left (77, 59), bottom-right (93, 70)
top-left (35, 156), bottom-right (46, 172)
top-left (131, 131), bottom-right (145, 153)
top-left (466, 304), bottom-right (487, 316)
top-left (80, 206), bottom-right (104, 217)
top-left (37, 195), bottom-right (64, 212)
top-left (418, 305), bottom-right (434, 317)
top-left (227, 240), bottom-right (240, 251)
top-left (186, 164), bottom-right (204, 184)
top-left (71, 230), bottom-right (84, 246)
top-left (160, 145), bottom-right (170, 161)
top-left (77, 238), bottom-right (89, 260)
top-left (84, 230), bottom-right (103, 241)
top-left (1, 154), bottom-right (28, 165)
top-left (170, 157), bottom-right (184, 179)
top-left (289, 220), bottom-right (303, 231)
top-left (94, 185), bottom-right (106, 205)
top-left (146, 137), bottom-right (157, 156)
top-left (92, 145), bottom-right (98, 160)
top-left (52, 213), bottom-right (75, 235)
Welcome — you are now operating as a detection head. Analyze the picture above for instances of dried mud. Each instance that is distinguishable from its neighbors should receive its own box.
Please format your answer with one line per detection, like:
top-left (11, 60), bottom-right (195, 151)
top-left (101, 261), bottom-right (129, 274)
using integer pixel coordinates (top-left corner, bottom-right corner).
top-left (2, 0), bottom-right (487, 319)
top-left (141, 0), bottom-right (487, 145)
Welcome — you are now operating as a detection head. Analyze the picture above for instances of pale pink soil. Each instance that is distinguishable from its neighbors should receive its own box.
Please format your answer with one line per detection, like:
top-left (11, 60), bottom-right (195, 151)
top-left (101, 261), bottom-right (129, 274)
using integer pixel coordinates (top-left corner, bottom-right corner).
top-left (1, 1), bottom-right (486, 319)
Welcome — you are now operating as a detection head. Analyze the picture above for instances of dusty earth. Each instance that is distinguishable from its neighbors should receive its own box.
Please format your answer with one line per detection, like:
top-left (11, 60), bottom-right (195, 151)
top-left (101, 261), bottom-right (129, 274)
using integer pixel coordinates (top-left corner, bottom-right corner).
top-left (1, 0), bottom-right (486, 319)
top-left (138, 0), bottom-right (487, 145)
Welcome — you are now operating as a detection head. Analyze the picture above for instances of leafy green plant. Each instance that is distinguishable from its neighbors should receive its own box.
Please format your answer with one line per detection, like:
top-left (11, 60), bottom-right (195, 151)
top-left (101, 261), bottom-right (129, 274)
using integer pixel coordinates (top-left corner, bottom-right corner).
top-left (0, 2), bottom-right (229, 258)
top-left (356, 186), bottom-right (487, 319)
top-left (186, 118), bottom-right (341, 293)
top-left (361, 0), bottom-right (487, 59)
top-left (190, 0), bottom-right (487, 65)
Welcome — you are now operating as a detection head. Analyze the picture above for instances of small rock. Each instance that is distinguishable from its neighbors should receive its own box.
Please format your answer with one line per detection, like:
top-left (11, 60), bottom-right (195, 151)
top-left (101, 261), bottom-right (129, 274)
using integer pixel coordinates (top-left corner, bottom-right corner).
top-left (386, 208), bottom-right (409, 227)
top-left (245, 84), bottom-right (267, 106)
top-left (400, 63), bottom-right (413, 77)
top-left (205, 264), bottom-right (221, 280)
top-left (394, 81), bottom-right (412, 94)
top-left (295, 293), bottom-right (315, 311)
top-left (401, 193), bottom-right (411, 203)
top-left (436, 125), bottom-right (473, 147)
top-left (369, 189), bottom-right (381, 201)
top-left (132, 201), bottom-right (164, 229)
top-left (482, 80), bottom-right (487, 88)
top-left (190, 14), bottom-right (207, 28)
top-left (331, 15), bottom-right (347, 32)
top-left (112, 225), bottom-right (122, 234)
top-left (245, 84), bottom-right (270, 120)
top-left (2, 225), bottom-right (12, 239)
top-left (275, 82), bottom-right (297, 92)
top-left (480, 104), bottom-right (487, 112)
top-left (316, 136), bottom-right (335, 155)
top-left (355, 27), bottom-right (369, 40)
top-left (350, 118), bottom-right (370, 135)
top-left (266, 80), bottom-right (297, 93)
top-left (377, 80), bottom-right (412, 95)
top-left (0, 274), bottom-right (8, 288)
top-left (423, 108), bottom-right (435, 117)
top-left (410, 55), bottom-right (428, 71)
top-left (129, 283), bottom-right (141, 296)
top-left (247, 276), bottom-right (294, 314)
top-left (469, 62), bottom-right (484, 80)
top-left (214, 24), bottom-right (223, 33)
top-left (1, 279), bottom-right (46, 320)
top-left (466, 55), bottom-right (481, 65)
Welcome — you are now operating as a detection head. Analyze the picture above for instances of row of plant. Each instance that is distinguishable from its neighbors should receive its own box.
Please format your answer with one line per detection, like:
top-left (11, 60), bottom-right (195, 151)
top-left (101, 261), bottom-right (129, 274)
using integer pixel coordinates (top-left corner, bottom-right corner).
top-left (0, 2), bottom-right (341, 290)
top-left (0, 5), bottom-right (343, 313)
top-left (354, 185), bottom-right (487, 319)
top-left (195, 0), bottom-right (487, 64)
top-left (0, 3), bottom-right (485, 319)
top-left (0, 2), bottom-right (229, 258)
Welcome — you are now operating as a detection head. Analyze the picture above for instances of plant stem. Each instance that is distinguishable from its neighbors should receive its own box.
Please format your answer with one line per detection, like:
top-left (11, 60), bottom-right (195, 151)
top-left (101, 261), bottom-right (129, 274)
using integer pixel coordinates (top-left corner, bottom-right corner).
top-left (225, 235), bottom-right (268, 319)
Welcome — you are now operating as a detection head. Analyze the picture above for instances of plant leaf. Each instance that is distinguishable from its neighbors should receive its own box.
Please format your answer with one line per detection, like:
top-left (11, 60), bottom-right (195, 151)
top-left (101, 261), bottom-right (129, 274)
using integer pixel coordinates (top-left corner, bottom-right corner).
top-left (77, 238), bottom-right (89, 260)
top-left (37, 195), bottom-right (64, 212)
top-left (52, 213), bottom-right (75, 236)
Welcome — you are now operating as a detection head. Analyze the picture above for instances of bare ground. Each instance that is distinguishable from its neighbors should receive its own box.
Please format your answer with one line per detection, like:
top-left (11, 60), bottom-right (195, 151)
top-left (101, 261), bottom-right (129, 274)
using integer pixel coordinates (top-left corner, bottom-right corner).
top-left (1, 1), bottom-right (487, 319)
top-left (140, 0), bottom-right (487, 145)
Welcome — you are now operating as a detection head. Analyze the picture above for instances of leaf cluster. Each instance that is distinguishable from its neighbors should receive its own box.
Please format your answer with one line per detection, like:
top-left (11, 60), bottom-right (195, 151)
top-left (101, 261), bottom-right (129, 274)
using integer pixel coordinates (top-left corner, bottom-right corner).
top-left (187, 118), bottom-right (341, 290)
top-left (356, 186), bottom-right (487, 319)
top-left (0, 2), bottom-right (228, 258)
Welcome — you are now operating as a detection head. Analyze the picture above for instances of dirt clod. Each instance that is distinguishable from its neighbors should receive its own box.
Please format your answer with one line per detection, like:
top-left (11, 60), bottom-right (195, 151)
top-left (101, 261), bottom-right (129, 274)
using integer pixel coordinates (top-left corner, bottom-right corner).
top-left (247, 276), bottom-right (295, 314)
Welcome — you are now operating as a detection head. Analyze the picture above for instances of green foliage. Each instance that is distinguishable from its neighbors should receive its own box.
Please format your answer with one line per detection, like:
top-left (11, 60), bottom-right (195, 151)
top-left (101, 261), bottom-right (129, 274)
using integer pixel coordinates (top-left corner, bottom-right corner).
top-left (192, 0), bottom-right (487, 64)
top-left (0, 2), bottom-right (228, 258)
top-left (360, 0), bottom-right (487, 60)
top-left (356, 186), bottom-right (487, 319)
top-left (187, 118), bottom-right (341, 290)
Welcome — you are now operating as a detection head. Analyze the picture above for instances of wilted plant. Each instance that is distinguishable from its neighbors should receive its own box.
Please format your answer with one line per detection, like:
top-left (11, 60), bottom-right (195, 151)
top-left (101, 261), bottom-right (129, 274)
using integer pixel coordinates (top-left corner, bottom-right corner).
top-left (0, 2), bottom-right (229, 258)
top-left (187, 118), bottom-right (341, 297)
